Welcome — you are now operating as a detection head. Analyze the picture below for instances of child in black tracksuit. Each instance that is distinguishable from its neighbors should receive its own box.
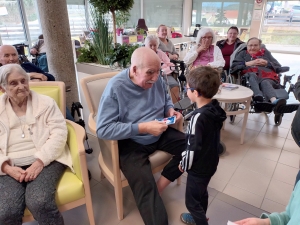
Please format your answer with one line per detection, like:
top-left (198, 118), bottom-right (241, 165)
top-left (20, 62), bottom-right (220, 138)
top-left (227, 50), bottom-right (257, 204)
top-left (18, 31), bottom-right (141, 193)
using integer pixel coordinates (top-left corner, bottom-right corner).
top-left (179, 67), bottom-right (227, 225)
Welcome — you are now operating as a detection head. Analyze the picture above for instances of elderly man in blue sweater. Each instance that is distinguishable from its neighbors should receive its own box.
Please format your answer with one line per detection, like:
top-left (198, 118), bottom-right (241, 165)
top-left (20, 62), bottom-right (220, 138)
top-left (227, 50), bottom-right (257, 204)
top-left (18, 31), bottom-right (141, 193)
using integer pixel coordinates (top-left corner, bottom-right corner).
top-left (97, 47), bottom-right (185, 225)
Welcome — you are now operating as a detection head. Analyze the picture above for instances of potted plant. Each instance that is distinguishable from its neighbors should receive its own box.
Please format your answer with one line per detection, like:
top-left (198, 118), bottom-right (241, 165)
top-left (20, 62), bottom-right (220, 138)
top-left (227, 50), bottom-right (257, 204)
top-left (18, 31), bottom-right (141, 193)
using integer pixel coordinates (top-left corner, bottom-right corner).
top-left (89, 0), bottom-right (134, 43)
top-left (106, 43), bottom-right (139, 69)
top-left (77, 7), bottom-right (113, 66)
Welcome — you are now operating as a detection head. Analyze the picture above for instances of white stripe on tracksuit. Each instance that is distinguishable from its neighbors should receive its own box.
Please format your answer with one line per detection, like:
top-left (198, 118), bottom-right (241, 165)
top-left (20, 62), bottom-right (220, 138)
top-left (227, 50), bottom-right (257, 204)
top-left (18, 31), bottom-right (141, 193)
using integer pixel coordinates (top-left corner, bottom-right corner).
top-left (180, 113), bottom-right (201, 172)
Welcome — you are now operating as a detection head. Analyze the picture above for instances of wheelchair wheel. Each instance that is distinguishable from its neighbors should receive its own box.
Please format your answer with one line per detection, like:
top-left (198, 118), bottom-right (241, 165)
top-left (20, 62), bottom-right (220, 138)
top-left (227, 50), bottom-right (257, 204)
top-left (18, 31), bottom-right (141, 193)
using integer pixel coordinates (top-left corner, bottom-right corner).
top-left (274, 114), bottom-right (283, 126)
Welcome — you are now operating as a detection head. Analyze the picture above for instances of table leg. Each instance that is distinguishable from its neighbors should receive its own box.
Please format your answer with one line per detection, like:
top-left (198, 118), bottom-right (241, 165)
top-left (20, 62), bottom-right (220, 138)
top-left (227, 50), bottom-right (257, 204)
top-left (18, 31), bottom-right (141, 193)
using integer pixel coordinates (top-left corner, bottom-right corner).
top-left (240, 98), bottom-right (251, 144)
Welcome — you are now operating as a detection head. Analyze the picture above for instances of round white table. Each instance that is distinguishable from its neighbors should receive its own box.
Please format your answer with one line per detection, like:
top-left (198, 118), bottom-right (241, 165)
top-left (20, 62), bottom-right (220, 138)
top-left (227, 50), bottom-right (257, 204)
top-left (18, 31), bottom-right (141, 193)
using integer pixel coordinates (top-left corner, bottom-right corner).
top-left (214, 84), bottom-right (253, 144)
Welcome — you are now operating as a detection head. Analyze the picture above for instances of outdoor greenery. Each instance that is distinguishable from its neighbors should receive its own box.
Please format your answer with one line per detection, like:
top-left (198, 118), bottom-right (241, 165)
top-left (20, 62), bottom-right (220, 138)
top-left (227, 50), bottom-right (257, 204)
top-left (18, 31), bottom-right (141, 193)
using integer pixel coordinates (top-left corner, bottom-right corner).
top-left (106, 43), bottom-right (139, 69)
top-left (89, 0), bottom-right (134, 43)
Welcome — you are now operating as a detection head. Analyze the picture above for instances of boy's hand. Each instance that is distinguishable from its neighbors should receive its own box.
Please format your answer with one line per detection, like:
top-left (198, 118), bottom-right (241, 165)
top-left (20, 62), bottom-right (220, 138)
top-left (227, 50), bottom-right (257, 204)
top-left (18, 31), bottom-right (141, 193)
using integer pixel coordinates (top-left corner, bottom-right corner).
top-left (178, 164), bottom-right (184, 172)
top-left (167, 108), bottom-right (182, 121)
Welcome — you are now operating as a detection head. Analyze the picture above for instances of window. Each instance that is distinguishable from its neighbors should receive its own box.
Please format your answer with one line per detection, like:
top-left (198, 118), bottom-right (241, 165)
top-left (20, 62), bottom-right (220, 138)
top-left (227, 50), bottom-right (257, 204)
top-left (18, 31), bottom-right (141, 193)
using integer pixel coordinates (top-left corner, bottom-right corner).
top-left (67, 4), bottom-right (87, 37)
top-left (143, 0), bottom-right (183, 31)
top-left (127, 0), bottom-right (141, 28)
top-left (23, 0), bottom-right (42, 45)
top-left (192, 0), bottom-right (253, 32)
top-left (0, 0), bottom-right (26, 45)
top-left (261, 1), bottom-right (300, 46)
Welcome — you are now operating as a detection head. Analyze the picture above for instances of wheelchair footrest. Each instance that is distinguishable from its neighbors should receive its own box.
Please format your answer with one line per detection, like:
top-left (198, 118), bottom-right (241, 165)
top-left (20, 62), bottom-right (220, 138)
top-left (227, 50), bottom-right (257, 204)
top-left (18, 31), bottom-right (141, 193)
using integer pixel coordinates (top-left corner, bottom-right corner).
top-left (254, 102), bottom-right (274, 113)
top-left (276, 104), bottom-right (299, 114)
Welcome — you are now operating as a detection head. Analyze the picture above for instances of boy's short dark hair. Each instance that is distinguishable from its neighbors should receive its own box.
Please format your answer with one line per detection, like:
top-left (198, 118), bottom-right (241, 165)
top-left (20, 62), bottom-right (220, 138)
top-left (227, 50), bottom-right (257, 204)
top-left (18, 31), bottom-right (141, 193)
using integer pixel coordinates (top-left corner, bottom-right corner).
top-left (187, 66), bottom-right (220, 99)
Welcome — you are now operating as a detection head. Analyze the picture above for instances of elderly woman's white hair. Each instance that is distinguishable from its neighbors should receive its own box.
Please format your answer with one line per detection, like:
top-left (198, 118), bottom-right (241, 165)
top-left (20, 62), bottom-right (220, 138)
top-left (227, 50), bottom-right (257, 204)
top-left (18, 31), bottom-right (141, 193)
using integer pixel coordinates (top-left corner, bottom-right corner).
top-left (0, 64), bottom-right (29, 87)
top-left (195, 27), bottom-right (216, 45)
top-left (144, 34), bottom-right (159, 47)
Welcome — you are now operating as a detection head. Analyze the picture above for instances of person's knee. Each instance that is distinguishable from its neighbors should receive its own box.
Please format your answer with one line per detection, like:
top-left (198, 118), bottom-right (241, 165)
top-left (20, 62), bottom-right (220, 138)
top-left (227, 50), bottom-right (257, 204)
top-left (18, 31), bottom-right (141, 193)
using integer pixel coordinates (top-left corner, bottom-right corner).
top-left (26, 193), bottom-right (56, 214)
top-left (0, 206), bottom-right (23, 223)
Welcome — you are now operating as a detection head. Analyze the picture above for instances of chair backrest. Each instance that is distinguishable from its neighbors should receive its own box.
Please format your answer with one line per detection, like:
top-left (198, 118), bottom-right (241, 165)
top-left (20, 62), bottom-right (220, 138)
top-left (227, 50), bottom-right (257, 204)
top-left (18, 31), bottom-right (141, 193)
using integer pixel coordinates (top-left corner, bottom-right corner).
top-left (29, 81), bottom-right (66, 117)
top-left (80, 72), bottom-right (119, 118)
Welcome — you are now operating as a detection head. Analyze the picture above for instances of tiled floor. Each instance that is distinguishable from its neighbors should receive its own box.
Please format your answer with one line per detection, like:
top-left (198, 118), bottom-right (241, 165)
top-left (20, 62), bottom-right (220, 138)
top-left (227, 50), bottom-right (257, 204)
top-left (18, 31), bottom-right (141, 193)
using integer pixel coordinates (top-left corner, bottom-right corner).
top-left (26, 53), bottom-right (300, 224)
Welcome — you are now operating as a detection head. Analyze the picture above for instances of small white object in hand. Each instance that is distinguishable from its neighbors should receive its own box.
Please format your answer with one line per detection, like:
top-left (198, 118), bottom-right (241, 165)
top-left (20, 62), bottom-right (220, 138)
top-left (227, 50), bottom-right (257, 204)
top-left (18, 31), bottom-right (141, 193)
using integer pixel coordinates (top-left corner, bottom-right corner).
top-left (227, 221), bottom-right (238, 225)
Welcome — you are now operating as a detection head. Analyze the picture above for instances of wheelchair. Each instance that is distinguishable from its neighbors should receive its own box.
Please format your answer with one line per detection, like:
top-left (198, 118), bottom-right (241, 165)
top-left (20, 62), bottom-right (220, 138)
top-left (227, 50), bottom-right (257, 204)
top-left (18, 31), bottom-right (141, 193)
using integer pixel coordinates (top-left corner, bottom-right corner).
top-left (227, 65), bottom-right (299, 126)
top-left (13, 43), bottom-right (30, 64)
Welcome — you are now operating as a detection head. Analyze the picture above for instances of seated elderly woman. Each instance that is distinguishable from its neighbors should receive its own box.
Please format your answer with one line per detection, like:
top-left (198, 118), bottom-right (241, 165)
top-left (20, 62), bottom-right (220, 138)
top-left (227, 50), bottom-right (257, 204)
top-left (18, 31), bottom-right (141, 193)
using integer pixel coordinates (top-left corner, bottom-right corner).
top-left (234, 180), bottom-right (300, 225)
top-left (231, 37), bottom-right (286, 113)
top-left (0, 64), bottom-right (72, 225)
top-left (157, 24), bottom-right (179, 61)
top-left (144, 34), bottom-right (180, 103)
top-left (184, 27), bottom-right (225, 70)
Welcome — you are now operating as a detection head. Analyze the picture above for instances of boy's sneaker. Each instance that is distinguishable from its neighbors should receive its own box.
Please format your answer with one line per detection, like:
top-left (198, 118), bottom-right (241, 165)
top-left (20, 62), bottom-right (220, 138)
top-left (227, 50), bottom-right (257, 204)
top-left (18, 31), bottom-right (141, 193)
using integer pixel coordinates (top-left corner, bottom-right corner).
top-left (180, 213), bottom-right (196, 225)
top-left (180, 213), bottom-right (210, 224)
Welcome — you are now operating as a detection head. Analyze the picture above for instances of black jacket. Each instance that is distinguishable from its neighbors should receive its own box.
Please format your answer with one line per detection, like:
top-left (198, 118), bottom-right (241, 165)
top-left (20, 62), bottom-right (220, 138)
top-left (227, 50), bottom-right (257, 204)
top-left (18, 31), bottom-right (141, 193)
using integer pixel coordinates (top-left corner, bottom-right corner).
top-left (180, 100), bottom-right (226, 177)
top-left (216, 38), bottom-right (244, 51)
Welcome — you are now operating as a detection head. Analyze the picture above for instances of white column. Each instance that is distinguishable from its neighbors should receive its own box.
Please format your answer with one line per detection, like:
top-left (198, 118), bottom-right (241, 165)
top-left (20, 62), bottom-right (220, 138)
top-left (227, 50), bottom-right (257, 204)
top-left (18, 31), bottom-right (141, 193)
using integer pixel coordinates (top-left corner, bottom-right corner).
top-left (36, 0), bottom-right (79, 108)
top-left (182, 0), bottom-right (192, 35)
top-left (141, 0), bottom-right (144, 18)
top-left (249, 0), bottom-right (266, 38)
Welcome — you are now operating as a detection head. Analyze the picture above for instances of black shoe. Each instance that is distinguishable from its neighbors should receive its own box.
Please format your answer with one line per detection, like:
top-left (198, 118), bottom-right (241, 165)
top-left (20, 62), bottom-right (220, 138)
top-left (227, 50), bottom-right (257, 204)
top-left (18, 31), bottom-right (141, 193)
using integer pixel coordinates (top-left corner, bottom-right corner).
top-left (273, 99), bottom-right (286, 114)
top-left (253, 95), bottom-right (263, 102)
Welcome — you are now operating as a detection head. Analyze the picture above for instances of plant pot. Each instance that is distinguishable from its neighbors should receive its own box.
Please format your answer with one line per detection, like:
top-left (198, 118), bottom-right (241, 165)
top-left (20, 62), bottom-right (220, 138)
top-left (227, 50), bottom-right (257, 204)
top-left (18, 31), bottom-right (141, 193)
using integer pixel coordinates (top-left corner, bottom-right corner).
top-left (116, 28), bottom-right (124, 36)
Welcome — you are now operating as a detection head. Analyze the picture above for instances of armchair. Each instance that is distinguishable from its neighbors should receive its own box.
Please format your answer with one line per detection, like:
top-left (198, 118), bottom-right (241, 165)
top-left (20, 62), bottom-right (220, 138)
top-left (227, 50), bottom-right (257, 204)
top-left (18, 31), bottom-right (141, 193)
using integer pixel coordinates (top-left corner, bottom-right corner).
top-left (21, 82), bottom-right (95, 225)
top-left (80, 72), bottom-right (182, 220)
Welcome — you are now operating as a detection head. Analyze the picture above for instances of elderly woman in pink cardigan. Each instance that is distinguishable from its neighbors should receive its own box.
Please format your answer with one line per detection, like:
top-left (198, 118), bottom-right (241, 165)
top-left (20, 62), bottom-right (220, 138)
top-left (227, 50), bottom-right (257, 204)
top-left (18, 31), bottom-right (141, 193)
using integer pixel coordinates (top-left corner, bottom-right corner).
top-left (0, 64), bottom-right (72, 225)
top-left (145, 34), bottom-right (180, 103)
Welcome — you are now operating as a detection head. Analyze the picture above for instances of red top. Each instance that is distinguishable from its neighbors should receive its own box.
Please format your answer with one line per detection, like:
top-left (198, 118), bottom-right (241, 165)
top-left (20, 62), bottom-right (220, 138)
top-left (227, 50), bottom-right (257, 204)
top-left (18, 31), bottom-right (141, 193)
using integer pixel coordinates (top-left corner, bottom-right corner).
top-left (221, 42), bottom-right (235, 70)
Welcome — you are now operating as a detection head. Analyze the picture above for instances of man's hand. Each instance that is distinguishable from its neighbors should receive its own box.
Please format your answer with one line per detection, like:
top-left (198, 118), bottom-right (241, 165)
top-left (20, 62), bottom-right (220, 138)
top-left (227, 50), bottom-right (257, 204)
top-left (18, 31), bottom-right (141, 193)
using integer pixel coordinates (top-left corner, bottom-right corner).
top-left (24, 159), bottom-right (44, 182)
top-left (234, 218), bottom-right (270, 225)
top-left (167, 108), bottom-right (183, 122)
top-left (138, 121), bottom-right (168, 136)
top-left (30, 48), bottom-right (38, 55)
top-left (2, 162), bottom-right (26, 182)
top-left (29, 72), bottom-right (48, 81)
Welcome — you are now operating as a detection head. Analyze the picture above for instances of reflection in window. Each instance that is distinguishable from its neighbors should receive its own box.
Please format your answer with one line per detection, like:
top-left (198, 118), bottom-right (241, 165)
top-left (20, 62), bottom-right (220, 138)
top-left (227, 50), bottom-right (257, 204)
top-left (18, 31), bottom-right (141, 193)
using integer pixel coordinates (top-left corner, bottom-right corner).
top-left (0, 0), bottom-right (26, 45)
top-left (143, 0), bottom-right (183, 30)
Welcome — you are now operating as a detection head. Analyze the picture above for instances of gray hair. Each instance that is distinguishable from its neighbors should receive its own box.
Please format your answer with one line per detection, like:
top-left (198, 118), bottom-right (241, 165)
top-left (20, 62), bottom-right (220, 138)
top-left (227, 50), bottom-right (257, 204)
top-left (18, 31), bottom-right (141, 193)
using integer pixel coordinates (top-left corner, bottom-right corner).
top-left (247, 37), bottom-right (262, 46)
top-left (195, 27), bottom-right (216, 45)
top-left (0, 64), bottom-right (29, 88)
top-left (144, 34), bottom-right (159, 47)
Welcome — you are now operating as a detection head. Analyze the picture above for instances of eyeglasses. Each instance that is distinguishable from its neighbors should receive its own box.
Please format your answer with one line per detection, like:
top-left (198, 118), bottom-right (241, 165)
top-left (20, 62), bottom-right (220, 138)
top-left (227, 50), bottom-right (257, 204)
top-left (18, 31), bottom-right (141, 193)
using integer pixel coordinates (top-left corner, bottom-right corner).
top-left (201, 36), bottom-right (213, 40)
top-left (184, 86), bottom-right (195, 92)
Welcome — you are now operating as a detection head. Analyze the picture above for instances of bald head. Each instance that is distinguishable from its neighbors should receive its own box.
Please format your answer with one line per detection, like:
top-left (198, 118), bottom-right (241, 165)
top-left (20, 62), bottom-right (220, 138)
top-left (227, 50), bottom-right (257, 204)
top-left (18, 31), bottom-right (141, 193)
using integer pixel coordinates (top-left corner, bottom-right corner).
top-left (0, 45), bottom-right (19, 65)
top-left (130, 47), bottom-right (161, 89)
top-left (131, 47), bottom-right (161, 69)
